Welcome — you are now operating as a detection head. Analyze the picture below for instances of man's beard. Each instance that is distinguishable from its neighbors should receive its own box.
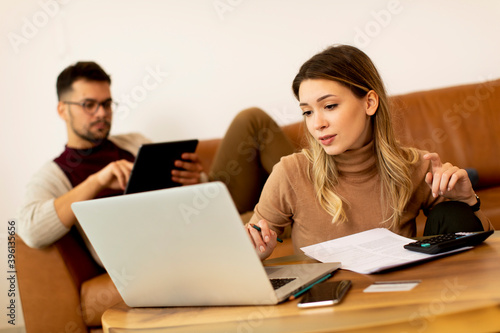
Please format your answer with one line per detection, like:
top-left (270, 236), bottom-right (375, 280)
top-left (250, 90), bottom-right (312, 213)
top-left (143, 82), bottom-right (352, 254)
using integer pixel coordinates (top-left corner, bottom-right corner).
top-left (71, 119), bottom-right (111, 145)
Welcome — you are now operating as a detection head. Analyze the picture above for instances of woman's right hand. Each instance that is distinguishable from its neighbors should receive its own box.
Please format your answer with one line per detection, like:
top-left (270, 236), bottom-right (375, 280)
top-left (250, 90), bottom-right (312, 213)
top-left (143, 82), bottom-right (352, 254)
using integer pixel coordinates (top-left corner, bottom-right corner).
top-left (246, 219), bottom-right (278, 261)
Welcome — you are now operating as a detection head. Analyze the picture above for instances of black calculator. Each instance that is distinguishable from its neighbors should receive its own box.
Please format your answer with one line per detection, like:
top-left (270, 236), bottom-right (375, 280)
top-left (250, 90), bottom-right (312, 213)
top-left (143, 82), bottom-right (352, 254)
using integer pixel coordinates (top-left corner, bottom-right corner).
top-left (403, 230), bottom-right (494, 254)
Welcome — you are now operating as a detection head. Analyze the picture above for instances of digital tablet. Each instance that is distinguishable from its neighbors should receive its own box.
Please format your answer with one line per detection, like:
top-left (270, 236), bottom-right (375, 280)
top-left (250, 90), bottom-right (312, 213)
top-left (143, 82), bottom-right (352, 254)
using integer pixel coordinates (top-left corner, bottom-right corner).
top-left (124, 139), bottom-right (199, 194)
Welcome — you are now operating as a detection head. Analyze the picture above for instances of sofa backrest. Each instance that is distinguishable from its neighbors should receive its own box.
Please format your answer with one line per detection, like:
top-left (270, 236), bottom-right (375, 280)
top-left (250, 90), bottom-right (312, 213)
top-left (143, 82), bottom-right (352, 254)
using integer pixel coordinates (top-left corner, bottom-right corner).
top-left (390, 79), bottom-right (500, 190)
top-left (196, 80), bottom-right (500, 190)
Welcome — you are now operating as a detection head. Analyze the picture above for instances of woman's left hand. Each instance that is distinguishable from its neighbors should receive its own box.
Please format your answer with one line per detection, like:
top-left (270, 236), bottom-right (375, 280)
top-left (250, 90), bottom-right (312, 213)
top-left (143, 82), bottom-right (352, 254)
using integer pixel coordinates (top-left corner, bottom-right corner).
top-left (423, 153), bottom-right (477, 205)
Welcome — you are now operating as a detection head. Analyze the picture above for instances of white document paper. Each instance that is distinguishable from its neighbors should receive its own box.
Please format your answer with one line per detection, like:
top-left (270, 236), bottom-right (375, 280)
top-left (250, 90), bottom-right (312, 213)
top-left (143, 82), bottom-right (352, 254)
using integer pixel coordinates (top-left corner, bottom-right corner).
top-left (300, 228), bottom-right (470, 274)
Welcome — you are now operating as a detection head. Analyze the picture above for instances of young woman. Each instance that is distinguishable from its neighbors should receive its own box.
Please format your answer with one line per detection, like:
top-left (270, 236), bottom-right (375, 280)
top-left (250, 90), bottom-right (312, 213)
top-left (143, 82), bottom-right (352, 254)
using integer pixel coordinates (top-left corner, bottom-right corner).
top-left (246, 44), bottom-right (493, 260)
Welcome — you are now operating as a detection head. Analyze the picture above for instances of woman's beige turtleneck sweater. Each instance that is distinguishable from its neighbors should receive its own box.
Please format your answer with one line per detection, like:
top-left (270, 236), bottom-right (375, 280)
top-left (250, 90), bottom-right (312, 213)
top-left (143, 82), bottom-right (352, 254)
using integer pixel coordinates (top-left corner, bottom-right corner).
top-left (250, 141), bottom-right (492, 254)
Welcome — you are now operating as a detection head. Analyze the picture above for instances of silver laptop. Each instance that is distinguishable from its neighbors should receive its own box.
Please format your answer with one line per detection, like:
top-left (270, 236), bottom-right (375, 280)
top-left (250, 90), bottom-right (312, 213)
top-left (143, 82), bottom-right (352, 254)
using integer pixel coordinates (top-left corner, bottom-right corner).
top-left (71, 182), bottom-right (340, 307)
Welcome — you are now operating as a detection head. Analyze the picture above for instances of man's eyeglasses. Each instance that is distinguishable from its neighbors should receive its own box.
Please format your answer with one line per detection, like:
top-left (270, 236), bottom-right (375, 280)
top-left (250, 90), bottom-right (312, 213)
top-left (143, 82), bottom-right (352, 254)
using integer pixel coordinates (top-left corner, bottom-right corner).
top-left (62, 99), bottom-right (117, 115)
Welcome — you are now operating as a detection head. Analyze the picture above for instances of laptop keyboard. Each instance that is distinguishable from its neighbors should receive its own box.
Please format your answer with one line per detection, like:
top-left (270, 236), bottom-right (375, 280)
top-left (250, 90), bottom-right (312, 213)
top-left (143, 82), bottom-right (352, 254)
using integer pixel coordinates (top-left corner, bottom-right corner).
top-left (270, 278), bottom-right (296, 290)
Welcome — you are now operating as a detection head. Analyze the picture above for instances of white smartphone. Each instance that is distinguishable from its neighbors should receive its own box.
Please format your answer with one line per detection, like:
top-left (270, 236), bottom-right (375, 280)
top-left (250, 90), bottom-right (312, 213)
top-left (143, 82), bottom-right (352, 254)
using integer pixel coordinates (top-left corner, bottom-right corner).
top-left (297, 280), bottom-right (352, 308)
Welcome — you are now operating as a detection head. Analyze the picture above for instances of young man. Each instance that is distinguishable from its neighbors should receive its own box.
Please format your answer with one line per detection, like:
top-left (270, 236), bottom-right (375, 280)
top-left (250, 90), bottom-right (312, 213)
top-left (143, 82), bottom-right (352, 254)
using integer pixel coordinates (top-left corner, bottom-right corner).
top-left (18, 62), bottom-right (204, 256)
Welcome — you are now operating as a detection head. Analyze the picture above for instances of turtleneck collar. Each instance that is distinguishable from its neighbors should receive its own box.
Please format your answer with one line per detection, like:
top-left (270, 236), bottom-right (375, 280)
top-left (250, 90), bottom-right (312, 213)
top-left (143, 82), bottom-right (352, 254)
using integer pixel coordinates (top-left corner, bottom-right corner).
top-left (332, 140), bottom-right (378, 179)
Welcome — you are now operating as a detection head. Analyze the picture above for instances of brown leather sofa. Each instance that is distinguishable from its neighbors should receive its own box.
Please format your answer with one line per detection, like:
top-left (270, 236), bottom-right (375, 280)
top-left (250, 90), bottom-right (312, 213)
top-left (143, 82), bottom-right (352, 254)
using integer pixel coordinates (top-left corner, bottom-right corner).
top-left (390, 79), bottom-right (500, 230)
top-left (17, 79), bottom-right (500, 332)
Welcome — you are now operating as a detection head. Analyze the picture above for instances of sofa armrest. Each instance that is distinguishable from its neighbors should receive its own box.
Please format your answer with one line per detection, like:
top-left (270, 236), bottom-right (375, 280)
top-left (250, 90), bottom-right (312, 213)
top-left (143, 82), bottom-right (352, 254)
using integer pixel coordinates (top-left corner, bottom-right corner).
top-left (17, 236), bottom-right (88, 333)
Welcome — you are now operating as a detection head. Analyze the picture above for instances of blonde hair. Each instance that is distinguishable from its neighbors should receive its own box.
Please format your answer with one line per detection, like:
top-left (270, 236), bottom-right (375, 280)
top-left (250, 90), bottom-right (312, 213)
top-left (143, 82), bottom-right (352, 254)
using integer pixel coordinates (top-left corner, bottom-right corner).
top-left (292, 45), bottom-right (419, 229)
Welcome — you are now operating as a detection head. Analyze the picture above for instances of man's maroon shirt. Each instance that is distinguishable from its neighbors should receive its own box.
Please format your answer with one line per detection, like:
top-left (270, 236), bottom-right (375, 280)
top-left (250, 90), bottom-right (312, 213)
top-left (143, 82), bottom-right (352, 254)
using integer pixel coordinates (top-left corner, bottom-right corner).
top-left (54, 139), bottom-right (135, 198)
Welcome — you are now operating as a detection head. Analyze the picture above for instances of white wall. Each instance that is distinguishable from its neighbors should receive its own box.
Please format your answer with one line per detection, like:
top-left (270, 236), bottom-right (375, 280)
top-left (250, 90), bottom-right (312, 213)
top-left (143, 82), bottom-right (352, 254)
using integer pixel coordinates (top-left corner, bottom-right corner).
top-left (1, 0), bottom-right (500, 330)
